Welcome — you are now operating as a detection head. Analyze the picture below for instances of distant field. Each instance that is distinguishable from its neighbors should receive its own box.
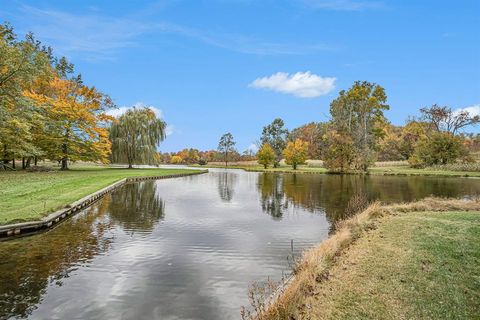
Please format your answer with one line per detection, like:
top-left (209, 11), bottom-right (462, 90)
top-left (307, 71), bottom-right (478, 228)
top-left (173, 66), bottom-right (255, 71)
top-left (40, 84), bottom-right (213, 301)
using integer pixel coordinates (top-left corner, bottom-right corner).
top-left (198, 161), bottom-right (480, 177)
top-left (0, 166), bottom-right (201, 225)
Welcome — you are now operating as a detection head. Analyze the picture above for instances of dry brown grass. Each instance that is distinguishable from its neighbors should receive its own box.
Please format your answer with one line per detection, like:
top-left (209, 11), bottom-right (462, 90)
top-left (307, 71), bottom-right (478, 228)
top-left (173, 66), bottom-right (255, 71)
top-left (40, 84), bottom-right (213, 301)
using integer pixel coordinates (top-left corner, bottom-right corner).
top-left (256, 197), bottom-right (480, 320)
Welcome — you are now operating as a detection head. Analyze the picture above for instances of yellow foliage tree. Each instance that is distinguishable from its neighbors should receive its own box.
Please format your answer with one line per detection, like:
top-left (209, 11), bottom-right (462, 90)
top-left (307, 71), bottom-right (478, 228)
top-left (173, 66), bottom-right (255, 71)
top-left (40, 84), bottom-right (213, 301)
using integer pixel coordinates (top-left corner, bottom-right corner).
top-left (283, 139), bottom-right (309, 170)
top-left (257, 143), bottom-right (275, 169)
top-left (170, 155), bottom-right (183, 164)
top-left (24, 76), bottom-right (114, 170)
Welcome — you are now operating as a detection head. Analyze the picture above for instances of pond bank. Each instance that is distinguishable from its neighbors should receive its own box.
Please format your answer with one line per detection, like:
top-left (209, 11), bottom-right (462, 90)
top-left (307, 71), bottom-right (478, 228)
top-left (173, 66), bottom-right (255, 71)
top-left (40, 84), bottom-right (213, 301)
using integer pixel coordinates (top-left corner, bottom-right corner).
top-left (0, 169), bottom-right (207, 239)
top-left (254, 197), bottom-right (480, 320)
top-left (193, 164), bottom-right (480, 178)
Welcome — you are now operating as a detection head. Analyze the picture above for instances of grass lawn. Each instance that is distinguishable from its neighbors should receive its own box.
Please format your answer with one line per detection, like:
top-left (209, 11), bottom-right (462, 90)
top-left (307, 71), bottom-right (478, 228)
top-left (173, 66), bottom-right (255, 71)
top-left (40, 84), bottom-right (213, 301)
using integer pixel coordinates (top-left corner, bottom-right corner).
top-left (300, 210), bottom-right (480, 319)
top-left (261, 200), bottom-right (480, 320)
top-left (0, 166), bottom-right (202, 225)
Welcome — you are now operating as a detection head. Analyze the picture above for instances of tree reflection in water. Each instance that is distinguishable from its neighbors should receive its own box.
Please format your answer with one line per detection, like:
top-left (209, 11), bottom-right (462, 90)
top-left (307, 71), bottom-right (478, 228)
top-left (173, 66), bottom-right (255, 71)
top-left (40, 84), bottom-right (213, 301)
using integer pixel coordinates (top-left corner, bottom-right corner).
top-left (0, 181), bottom-right (166, 319)
top-left (0, 198), bottom-right (114, 319)
top-left (217, 171), bottom-right (237, 202)
top-left (108, 181), bottom-right (165, 232)
top-left (258, 173), bottom-right (289, 220)
top-left (258, 173), bottom-right (480, 225)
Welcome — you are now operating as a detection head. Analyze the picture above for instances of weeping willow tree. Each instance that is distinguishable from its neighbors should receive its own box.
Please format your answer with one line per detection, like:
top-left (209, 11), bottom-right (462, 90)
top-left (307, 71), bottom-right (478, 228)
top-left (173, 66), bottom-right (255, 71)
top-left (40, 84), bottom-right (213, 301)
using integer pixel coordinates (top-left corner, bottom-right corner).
top-left (110, 107), bottom-right (166, 168)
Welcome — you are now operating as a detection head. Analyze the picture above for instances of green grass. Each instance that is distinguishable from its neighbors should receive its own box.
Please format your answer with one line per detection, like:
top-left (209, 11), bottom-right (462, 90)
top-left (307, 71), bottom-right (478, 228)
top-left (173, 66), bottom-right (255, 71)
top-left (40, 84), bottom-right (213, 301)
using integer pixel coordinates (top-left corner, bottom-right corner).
top-left (301, 210), bottom-right (480, 319)
top-left (197, 163), bottom-right (480, 177)
top-left (369, 166), bottom-right (480, 177)
top-left (0, 166), bottom-right (202, 225)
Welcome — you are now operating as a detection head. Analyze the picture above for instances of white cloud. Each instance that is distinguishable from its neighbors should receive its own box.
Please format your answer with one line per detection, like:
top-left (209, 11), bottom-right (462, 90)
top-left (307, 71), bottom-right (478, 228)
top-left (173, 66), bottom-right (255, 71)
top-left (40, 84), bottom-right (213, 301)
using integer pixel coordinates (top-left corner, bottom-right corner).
top-left (106, 102), bottom-right (163, 119)
top-left (249, 72), bottom-right (336, 98)
top-left (246, 143), bottom-right (259, 153)
top-left (20, 5), bottom-right (149, 61)
top-left (454, 104), bottom-right (480, 117)
top-left (165, 125), bottom-right (174, 136)
top-left (301, 0), bottom-right (384, 11)
top-left (18, 5), bottom-right (334, 61)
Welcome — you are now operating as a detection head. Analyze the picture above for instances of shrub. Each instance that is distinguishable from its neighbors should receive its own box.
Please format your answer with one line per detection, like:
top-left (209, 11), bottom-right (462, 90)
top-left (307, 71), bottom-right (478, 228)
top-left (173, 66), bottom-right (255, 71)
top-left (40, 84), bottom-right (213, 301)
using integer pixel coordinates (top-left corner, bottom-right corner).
top-left (409, 132), bottom-right (468, 168)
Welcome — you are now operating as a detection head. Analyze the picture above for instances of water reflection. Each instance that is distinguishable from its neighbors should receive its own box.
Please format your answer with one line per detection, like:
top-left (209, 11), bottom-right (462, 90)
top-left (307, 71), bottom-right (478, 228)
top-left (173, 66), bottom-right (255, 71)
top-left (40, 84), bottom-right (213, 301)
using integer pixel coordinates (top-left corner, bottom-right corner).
top-left (109, 181), bottom-right (165, 232)
top-left (0, 181), bottom-right (165, 319)
top-left (217, 171), bottom-right (237, 202)
top-left (258, 174), bottom-right (289, 220)
top-left (0, 171), bottom-right (479, 319)
top-left (0, 199), bottom-right (114, 319)
top-left (259, 174), bottom-right (480, 224)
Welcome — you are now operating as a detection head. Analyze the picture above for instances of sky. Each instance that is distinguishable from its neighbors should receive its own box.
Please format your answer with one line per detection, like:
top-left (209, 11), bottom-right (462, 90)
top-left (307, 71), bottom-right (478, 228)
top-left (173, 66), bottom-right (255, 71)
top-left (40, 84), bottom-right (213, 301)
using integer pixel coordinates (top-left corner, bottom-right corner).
top-left (1, 0), bottom-right (479, 152)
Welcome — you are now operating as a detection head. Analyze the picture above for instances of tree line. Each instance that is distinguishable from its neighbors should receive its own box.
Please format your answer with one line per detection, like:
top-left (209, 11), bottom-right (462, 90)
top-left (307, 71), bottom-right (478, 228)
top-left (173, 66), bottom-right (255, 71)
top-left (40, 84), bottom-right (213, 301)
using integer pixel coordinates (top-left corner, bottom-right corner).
top-left (0, 23), bottom-right (166, 170)
top-left (255, 81), bottom-right (480, 171)
top-left (163, 81), bottom-right (479, 171)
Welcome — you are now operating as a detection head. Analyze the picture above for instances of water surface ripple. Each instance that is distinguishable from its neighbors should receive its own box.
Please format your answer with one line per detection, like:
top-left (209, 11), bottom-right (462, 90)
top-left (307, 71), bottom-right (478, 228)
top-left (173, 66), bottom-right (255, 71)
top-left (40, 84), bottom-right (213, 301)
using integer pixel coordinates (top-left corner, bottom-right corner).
top-left (0, 169), bottom-right (479, 319)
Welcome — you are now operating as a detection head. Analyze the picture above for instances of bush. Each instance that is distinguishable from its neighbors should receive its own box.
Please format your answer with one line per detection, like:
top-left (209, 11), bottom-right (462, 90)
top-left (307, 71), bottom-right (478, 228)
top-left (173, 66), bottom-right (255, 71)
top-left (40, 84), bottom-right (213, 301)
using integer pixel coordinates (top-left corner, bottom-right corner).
top-left (198, 159), bottom-right (207, 165)
top-left (409, 132), bottom-right (468, 168)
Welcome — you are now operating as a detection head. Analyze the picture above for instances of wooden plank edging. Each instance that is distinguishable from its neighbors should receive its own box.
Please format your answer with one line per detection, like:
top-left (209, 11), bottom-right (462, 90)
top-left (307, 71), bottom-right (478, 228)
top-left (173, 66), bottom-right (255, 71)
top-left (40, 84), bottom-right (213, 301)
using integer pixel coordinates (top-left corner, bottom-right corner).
top-left (0, 170), bottom-right (207, 240)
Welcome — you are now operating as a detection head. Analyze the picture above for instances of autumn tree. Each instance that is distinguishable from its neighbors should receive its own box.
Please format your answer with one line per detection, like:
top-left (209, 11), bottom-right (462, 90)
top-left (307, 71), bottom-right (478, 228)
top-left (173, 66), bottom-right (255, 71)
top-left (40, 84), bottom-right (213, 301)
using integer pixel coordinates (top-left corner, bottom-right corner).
top-left (283, 139), bottom-right (309, 170)
top-left (288, 122), bottom-right (326, 159)
top-left (330, 81), bottom-right (389, 171)
top-left (218, 132), bottom-right (236, 166)
top-left (409, 132), bottom-right (468, 168)
top-left (170, 155), bottom-right (183, 164)
top-left (406, 105), bottom-right (478, 168)
top-left (25, 75), bottom-right (114, 170)
top-left (0, 23), bottom-right (53, 168)
top-left (377, 124), bottom-right (405, 161)
top-left (323, 130), bottom-right (355, 172)
top-left (399, 120), bottom-right (428, 159)
top-left (260, 118), bottom-right (289, 167)
top-left (257, 143), bottom-right (275, 169)
top-left (110, 107), bottom-right (166, 168)
top-left (176, 148), bottom-right (200, 164)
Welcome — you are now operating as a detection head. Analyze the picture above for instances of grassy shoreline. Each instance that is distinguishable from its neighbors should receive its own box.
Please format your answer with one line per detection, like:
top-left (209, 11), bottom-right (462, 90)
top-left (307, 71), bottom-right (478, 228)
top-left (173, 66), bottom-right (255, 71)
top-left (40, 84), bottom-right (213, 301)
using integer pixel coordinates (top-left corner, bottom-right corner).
top-left (256, 198), bottom-right (480, 319)
top-left (0, 166), bottom-right (203, 225)
top-left (196, 164), bottom-right (480, 177)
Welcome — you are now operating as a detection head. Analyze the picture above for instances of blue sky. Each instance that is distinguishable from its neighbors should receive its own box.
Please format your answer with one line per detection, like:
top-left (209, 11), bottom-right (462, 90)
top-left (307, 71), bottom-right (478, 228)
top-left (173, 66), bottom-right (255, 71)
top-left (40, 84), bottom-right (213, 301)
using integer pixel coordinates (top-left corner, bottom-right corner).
top-left (1, 0), bottom-right (479, 152)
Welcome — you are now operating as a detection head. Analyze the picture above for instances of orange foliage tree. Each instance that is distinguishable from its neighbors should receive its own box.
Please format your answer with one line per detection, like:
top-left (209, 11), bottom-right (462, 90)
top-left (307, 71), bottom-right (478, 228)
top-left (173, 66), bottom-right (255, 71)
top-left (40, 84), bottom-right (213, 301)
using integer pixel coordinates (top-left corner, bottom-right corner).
top-left (24, 76), bottom-right (114, 170)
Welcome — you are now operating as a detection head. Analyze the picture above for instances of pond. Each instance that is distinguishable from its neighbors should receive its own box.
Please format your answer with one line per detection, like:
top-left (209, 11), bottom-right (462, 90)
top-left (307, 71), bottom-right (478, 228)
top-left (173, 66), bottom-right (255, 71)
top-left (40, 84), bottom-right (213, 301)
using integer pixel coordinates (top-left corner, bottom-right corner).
top-left (0, 169), bottom-right (479, 319)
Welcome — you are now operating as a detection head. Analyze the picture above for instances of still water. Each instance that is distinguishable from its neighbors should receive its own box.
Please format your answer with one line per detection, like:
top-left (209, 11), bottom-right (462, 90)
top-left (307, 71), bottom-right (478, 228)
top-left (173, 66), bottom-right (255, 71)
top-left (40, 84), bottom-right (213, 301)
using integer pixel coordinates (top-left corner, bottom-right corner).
top-left (1, 169), bottom-right (479, 319)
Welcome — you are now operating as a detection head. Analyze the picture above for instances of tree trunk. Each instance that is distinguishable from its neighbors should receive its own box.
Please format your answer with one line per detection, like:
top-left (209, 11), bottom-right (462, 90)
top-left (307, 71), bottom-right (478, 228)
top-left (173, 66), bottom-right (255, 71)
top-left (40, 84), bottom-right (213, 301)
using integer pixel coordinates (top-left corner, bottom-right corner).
top-left (22, 157), bottom-right (26, 170)
top-left (61, 158), bottom-right (68, 170)
top-left (26, 157), bottom-right (32, 168)
top-left (128, 163), bottom-right (133, 169)
top-left (61, 142), bottom-right (68, 170)
top-left (34, 156), bottom-right (38, 166)
top-left (293, 163), bottom-right (297, 170)
top-left (12, 157), bottom-right (15, 169)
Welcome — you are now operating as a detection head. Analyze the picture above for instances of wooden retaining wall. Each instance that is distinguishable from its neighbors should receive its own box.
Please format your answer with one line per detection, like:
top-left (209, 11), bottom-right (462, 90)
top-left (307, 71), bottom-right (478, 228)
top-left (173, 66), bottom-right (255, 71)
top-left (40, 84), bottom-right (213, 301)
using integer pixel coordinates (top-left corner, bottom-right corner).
top-left (0, 170), bottom-right (207, 240)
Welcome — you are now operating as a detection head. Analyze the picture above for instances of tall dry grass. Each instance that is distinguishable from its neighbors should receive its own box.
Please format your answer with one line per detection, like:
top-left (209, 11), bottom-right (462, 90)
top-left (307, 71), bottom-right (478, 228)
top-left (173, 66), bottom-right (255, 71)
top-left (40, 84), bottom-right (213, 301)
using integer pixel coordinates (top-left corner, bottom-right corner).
top-left (250, 197), bottom-right (480, 320)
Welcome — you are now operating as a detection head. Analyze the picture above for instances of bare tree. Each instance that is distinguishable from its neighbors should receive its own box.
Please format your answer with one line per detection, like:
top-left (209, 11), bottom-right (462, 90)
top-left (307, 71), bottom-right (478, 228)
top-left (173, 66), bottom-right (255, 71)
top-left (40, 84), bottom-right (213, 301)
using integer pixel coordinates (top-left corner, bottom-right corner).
top-left (218, 133), bottom-right (236, 167)
top-left (420, 104), bottom-right (480, 134)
